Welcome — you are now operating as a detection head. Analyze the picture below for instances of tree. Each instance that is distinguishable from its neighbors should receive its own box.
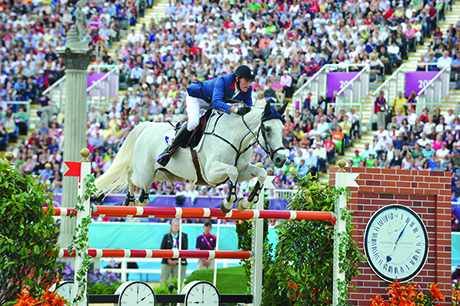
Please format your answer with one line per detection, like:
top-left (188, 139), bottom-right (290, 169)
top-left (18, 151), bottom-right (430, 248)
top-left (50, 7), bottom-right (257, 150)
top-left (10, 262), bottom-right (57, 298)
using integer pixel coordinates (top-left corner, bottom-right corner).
top-left (0, 154), bottom-right (61, 304)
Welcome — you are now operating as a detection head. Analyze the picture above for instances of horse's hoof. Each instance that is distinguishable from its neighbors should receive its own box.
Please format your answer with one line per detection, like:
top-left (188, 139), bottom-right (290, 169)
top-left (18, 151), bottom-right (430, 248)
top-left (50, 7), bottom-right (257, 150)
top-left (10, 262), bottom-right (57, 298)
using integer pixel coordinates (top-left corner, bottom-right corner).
top-left (220, 200), bottom-right (232, 214)
top-left (142, 199), bottom-right (149, 206)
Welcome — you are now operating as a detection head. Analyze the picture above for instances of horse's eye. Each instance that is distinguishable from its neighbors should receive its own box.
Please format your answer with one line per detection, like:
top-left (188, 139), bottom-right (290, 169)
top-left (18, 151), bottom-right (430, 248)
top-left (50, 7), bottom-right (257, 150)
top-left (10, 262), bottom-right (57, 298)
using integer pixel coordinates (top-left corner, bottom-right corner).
top-left (265, 127), bottom-right (271, 133)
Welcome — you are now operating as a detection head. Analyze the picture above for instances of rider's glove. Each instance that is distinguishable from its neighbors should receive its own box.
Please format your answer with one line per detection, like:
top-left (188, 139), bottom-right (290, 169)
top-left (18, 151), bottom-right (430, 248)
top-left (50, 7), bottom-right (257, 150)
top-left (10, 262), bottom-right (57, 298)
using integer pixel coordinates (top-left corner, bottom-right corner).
top-left (236, 105), bottom-right (251, 115)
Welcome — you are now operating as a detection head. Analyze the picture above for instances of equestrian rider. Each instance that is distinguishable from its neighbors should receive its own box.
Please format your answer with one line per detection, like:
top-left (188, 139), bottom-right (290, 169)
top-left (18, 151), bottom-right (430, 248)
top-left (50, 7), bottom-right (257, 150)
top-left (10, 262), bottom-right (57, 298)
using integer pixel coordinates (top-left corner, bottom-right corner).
top-left (156, 65), bottom-right (255, 167)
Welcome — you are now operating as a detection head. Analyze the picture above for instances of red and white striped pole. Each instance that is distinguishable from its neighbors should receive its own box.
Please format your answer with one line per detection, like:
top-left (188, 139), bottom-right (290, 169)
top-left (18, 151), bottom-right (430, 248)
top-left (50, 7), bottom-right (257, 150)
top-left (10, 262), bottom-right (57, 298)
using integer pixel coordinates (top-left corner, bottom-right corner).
top-left (44, 206), bottom-right (336, 221)
top-left (58, 248), bottom-right (252, 260)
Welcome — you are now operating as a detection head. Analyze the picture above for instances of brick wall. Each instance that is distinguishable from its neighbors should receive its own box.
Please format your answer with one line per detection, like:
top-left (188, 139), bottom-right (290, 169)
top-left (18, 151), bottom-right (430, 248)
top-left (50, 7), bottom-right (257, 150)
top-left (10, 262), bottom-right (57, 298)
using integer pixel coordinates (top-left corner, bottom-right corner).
top-left (329, 167), bottom-right (451, 305)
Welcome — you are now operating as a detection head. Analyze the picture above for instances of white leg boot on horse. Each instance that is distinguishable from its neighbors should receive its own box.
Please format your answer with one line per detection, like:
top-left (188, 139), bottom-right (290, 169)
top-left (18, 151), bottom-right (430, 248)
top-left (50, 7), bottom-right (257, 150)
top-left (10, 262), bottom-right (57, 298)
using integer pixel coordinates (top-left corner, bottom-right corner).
top-left (236, 163), bottom-right (267, 211)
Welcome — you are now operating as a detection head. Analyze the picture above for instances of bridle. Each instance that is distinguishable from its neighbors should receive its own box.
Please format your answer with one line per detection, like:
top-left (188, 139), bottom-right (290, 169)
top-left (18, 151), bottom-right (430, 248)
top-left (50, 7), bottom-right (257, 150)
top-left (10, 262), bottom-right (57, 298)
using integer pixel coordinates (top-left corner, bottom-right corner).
top-left (203, 111), bottom-right (284, 166)
top-left (243, 115), bottom-right (285, 161)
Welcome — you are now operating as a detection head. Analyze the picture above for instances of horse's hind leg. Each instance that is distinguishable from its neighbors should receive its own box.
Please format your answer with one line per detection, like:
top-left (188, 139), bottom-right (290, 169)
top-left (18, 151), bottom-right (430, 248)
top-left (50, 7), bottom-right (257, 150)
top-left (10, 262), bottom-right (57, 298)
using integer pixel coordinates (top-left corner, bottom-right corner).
top-left (124, 178), bottom-right (135, 206)
top-left (138, 188), bottom-right (150, 206)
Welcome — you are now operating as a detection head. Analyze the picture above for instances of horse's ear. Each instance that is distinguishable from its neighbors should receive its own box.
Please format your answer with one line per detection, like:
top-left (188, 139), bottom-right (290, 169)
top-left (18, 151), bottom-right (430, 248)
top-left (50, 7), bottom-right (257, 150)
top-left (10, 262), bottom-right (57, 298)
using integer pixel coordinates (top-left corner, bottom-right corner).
top-left (264, 102), bottom-right (271, 117)
top-left (278, 102), bottom-right (288, 116)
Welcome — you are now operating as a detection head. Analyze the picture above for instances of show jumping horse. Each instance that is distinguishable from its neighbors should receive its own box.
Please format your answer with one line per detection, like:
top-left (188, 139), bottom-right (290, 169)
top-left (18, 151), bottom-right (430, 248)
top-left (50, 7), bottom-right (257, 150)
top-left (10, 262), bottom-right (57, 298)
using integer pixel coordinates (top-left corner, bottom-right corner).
top-left (95, 102), bottom-right (287, 213)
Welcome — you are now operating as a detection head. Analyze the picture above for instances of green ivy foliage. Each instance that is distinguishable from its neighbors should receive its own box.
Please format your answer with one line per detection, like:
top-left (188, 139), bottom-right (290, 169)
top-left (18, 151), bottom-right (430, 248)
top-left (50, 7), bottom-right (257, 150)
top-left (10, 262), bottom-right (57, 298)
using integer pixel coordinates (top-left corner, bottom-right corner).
top-left (236, 174), bottom-right (365, 305)
top-left (0, 155), bottom-right (61, 304)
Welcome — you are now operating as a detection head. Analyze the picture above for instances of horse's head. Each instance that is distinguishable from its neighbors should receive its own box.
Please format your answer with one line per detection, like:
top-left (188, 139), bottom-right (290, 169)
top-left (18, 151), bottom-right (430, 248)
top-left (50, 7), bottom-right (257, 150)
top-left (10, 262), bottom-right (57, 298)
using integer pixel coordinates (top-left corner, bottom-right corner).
top-left (260, 102), bottom-right (287, 168)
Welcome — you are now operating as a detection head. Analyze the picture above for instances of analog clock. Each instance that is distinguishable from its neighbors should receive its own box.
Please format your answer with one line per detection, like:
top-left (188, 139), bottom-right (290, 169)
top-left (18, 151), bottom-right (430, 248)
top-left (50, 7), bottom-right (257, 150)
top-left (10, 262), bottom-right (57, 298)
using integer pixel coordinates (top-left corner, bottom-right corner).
top-left (115, 281), bottom-right (156, 306)
top-left (50, 281), bottom-right (74, 302)
top-left (364, 204), bottom-right (429, 283)
top-left (181, 281), bottom-right (220, 306)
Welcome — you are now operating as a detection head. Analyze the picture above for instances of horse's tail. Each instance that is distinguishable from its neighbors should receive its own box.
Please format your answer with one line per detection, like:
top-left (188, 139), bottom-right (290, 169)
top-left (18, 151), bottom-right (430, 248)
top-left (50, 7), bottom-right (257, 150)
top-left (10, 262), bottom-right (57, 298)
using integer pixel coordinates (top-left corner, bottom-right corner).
top-left (95, 122), bottom-right (151, 196)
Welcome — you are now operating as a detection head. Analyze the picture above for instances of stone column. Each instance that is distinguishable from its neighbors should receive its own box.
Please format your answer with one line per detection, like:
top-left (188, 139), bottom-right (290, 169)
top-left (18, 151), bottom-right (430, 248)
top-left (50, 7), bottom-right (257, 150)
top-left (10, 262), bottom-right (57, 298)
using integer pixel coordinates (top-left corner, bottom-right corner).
top-left (56, 31), bottom-right (92, 248)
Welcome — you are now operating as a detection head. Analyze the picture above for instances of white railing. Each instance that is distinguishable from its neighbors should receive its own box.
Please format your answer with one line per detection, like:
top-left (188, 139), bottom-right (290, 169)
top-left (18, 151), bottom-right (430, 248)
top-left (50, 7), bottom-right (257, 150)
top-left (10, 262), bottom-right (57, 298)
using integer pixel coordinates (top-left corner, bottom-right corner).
top-left (270, 188), bottom-right (296, 200)
top-left (292, 64), bottom-right (370, 115)
top-left (335, 65), bottom-right (370, 134)
top-left (42, 64), bottom-right (119, 114)
top-left (86, 66), bottom-right (119, 112)
top-left (416, 64), bottom-right (451, 117)
top-left (4, 100), bottom-right (31, 128)
top-left (292, 65), bottom-right (328, 114)
top-left (99, 258), bottom-right (241, 283)
top-left (42, 75), bottom-right (67, 113)
top-left (370, 62), bottom-right (451, 127)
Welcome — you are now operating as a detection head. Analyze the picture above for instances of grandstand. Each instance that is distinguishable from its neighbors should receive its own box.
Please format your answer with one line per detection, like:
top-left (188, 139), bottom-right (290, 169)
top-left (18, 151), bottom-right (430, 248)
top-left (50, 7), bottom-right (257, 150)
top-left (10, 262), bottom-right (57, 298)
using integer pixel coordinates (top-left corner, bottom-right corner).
top-left (2, 0), bottom-right (460, 203)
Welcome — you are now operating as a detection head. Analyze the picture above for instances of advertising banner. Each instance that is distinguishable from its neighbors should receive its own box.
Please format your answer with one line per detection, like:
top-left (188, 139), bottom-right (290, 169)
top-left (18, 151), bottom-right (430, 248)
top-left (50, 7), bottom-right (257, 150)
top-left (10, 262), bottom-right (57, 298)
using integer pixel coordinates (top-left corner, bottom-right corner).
top-left (405, 72), bottom-right (439, 97)
top-left (326, 72), bottom-right (359, 98)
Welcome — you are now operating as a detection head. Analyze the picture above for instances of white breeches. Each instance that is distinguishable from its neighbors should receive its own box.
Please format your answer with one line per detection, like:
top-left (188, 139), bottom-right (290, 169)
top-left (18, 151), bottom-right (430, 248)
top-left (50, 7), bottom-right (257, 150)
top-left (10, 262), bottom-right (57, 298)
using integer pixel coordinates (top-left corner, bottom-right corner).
top-left (186, 93), bottom-right (212, 131)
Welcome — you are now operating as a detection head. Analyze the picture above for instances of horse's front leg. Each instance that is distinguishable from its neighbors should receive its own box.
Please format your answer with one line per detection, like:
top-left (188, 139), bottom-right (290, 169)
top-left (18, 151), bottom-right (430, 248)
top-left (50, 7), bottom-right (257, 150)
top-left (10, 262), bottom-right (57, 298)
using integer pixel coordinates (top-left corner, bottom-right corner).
top-left (236, 163), bottom-right (267, 211)
top-left (207, 162), bottom-right (239, 214)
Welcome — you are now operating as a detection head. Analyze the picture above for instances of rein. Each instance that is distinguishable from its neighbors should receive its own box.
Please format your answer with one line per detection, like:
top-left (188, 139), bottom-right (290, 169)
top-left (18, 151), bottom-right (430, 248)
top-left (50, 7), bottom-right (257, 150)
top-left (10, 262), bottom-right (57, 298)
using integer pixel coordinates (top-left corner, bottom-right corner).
top-left (203, 113), bottom-right (255, 167)
top-left (202, 112), bottom-right (282, 167)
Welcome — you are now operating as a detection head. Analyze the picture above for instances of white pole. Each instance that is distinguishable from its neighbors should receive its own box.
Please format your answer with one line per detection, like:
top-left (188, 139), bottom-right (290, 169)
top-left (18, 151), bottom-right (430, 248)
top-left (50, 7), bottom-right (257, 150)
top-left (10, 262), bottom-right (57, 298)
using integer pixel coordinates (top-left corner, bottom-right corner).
top-left (213, 219), bottom-right (221, 287)
top-left (251, 189), bottom-right (264, 306)
top-left (251, 164), bottom-right (275, 306)
top-left (178, 218), bottom-right (182, 294)
top-left (333, 161), bottom-right (359, 306)
top-left (73, 149), bottom-right (91, 306)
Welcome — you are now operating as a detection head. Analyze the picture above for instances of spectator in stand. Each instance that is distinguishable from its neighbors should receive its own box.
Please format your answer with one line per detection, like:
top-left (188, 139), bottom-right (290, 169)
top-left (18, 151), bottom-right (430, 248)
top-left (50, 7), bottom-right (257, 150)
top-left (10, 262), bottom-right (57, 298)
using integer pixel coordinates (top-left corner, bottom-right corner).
top-left (407, 91), bottom-right (417, 111)
top-left (375, 91), bottom-right (387, 129)
top-left (437, 51), bottom-right (453, 70)
top-left (352, 150), bottom-right (364, 167)
top-left (392, 92), bottom-right (407, 116)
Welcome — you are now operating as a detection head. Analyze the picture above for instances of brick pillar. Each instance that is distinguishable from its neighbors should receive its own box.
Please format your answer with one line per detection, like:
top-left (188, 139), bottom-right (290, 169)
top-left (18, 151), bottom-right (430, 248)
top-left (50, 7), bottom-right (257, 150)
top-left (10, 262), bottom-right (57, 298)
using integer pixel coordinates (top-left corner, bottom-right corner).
top-left (330, 167), bottom-right (451, 305)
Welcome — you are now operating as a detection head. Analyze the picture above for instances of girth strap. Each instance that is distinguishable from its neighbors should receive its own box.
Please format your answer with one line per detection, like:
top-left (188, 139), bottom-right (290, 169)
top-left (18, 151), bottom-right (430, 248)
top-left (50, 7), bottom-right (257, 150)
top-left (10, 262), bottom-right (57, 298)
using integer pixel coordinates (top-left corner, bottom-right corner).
top-left (190, 147), bottom-right (208, 186)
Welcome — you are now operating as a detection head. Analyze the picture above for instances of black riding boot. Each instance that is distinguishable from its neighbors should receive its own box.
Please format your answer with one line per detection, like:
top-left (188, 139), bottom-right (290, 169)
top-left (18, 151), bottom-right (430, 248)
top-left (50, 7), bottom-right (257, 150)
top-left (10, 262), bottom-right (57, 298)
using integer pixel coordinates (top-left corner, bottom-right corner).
top-left (156, 124), bottom-right (192, 167)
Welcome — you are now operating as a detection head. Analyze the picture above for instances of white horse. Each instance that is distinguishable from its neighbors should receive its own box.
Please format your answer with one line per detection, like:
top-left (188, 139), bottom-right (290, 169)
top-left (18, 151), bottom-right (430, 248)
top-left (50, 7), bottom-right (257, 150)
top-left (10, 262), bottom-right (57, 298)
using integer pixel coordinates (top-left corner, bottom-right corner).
top-left (95, 102), bottom-right (287, 213)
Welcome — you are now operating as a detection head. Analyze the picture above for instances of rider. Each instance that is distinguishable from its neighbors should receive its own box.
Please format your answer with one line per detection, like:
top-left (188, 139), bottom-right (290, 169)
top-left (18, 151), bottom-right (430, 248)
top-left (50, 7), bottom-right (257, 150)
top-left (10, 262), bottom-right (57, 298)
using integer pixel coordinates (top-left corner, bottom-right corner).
top-left (156, 65), bottom-right (256, 167)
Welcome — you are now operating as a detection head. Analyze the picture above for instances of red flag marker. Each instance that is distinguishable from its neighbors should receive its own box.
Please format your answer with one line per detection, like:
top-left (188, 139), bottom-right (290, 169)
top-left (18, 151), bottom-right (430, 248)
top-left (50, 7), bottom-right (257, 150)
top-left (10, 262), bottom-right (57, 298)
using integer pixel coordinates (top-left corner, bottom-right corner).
top-left (64, 162), bottom-right (81, 178)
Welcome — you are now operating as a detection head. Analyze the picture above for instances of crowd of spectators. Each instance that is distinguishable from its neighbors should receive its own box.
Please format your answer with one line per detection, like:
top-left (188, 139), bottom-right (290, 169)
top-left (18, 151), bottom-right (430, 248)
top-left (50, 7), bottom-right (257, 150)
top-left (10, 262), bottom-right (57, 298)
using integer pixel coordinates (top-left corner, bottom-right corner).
top-left (0, 0), bottom-right (145, 143)
top-left (0, 0), bottom-right (456, 219)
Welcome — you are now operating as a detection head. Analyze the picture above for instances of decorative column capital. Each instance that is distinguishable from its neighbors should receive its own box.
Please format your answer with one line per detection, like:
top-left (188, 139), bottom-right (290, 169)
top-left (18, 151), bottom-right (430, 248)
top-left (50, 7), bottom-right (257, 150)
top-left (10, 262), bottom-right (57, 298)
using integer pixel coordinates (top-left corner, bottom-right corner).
top-left (58, 49), bottom-right (92, 71)
top-left (56, 28), bottom-right (93, 71)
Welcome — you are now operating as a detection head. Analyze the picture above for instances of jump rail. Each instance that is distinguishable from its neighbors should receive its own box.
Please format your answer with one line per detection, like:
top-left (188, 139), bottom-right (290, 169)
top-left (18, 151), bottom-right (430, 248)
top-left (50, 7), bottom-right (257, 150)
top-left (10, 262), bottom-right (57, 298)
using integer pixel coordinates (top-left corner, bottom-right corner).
top-left (45, 206), bottom-right (335, 221)
top-left (59, 249), bottom-right (252, 260)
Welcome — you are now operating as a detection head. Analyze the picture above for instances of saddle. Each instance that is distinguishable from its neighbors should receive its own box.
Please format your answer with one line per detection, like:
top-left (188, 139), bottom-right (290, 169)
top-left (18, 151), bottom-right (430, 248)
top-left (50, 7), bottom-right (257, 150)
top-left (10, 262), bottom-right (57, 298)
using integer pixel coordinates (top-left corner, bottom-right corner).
top-left (182, 109), bottom-right (213, 149)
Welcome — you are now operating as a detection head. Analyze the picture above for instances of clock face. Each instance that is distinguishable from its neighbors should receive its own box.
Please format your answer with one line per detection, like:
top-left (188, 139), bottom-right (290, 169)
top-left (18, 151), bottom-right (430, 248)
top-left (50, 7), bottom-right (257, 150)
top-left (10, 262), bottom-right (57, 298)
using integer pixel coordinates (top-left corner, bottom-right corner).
top-left (116, 281), bottom-right (155, 306)
top-left (55, 281), bottom-right (74, 302)
top-left (184, 281), bottom-right (220, 306)
top-left (364, 204), bottom-right (429, 283)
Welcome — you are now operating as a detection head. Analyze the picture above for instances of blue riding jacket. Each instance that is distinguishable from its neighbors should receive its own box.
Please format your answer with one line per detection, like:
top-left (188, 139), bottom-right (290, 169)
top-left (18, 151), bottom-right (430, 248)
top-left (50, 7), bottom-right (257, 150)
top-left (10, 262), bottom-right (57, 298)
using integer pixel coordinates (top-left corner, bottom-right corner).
top-left (186, 73), bottom-right (253, 114)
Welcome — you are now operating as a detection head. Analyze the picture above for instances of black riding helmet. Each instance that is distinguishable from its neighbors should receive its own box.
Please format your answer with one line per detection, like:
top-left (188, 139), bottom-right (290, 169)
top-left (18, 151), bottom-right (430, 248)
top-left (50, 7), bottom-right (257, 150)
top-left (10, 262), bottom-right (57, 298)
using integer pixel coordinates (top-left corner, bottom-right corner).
top-left (234, 65), bottom-right (256, 82)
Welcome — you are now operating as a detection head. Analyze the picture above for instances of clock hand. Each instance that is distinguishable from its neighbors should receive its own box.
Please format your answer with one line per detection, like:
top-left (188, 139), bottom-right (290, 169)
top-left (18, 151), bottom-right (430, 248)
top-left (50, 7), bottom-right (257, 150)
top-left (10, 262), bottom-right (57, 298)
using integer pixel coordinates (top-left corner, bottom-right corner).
top-left (387, 222), bottom-right (410, 262)
top-left (202, 286), bottom-right (204, 304)
top-left (395, 222), bottom-right (409, 244)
